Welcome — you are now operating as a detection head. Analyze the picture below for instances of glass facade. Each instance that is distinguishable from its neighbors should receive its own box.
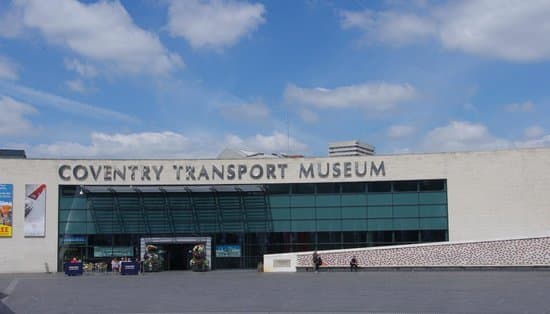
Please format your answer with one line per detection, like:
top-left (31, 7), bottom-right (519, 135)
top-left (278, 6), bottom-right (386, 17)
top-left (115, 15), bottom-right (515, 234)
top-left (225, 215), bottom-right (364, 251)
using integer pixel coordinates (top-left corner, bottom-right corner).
top-left (58, 179), bottom-right (448, 270)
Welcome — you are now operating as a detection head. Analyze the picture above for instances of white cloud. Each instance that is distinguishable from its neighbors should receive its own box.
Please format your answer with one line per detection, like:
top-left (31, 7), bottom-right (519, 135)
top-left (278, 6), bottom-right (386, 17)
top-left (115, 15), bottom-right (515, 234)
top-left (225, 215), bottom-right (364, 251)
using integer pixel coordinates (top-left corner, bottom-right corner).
top-left (0, 5), bottom-right (24, 38)
top-left (340, 9), bottom-right (435, 46)
top-left (64, 59), bottom-right (97, 78)
top-left (65, 79), bottom-right (90, 93)
top-left (0, 96), bottom-right (37, 136)
top-left (219, 102), bottom-right (270, 121)
top-left (0, 56), bottom-right (18, 80)
top-left (515, 135), bottom-right (550, 148)
top-left (505, 101), bottom-right (535, 113)
top-left (438, 0), bottom-right (550, 62)
top-left (342, 1), bottom-right (550, 62)
top-left (387, 125), bottom-right (416, 138)
top-left (524, 126), bottom-right (545, 139)
top-left (398, 120), bottom-right (550, 154)
top-left (7, 0), bottom-right (182, 75)
top-left (167, 0), bottom-right (265, 50)
top-left (422, 121), bottom-right (509, 152)
top-left (30, 130), bottom-right (308, 158)
top-left (284, 82), bottom-right (417, 111)
top-left (33, 131), bottom-right (193, 159)
top-left (225, 131), bottom-right (308, 154)
top-left (0, 81), bottom-right (136, 123)
top-left (297, 108), bottom-right (319, 123)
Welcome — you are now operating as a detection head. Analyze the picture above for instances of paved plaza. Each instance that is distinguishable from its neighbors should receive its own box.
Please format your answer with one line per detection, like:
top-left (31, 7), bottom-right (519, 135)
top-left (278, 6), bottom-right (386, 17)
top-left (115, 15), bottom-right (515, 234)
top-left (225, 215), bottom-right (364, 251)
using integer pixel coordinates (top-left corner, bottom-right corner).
top-left (1, 270), bottom-right (550, 314)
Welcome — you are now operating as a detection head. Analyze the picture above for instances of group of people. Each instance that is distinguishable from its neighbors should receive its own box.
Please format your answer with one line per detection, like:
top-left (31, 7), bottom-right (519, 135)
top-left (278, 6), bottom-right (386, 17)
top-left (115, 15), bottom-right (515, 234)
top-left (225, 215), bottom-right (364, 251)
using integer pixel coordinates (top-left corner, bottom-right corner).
top-left (312, 251), bottom-right (359, 272)
top-left (110, 257), bottom-right (136, 273)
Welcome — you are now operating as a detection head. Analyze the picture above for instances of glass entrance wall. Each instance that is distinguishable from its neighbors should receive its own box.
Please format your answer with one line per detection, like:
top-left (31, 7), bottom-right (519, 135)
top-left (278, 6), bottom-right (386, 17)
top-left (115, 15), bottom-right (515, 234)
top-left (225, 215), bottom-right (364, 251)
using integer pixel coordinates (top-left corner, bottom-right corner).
top-left (58, 180), bottom-right (448, 270)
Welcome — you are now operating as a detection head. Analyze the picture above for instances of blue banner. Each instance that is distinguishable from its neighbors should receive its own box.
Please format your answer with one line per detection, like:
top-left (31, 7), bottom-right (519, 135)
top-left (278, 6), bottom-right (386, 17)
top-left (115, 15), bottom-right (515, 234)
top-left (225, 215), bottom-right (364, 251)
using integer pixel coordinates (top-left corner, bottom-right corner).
top-left (216, 245), bottom-right (241, 257)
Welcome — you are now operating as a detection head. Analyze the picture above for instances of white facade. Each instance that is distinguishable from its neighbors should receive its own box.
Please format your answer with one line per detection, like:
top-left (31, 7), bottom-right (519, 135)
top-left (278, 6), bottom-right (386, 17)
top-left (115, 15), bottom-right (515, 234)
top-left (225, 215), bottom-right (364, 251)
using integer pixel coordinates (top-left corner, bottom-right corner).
top-left (0, 147), bottom-right (549, 273)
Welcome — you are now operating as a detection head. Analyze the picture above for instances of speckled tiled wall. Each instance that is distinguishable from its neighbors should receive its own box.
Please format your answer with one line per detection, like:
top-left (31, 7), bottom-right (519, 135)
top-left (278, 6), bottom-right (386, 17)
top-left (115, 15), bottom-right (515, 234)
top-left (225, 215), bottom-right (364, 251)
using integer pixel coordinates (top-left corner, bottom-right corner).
top-left (296, 237), bottom-right (550, 268)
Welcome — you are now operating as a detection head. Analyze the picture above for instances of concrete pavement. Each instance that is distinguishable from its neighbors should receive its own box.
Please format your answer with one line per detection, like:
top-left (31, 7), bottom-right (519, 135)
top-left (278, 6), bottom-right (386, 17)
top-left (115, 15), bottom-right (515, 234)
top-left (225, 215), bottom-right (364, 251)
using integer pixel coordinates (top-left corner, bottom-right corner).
top-left (0, 270), bottom-right (549, 313)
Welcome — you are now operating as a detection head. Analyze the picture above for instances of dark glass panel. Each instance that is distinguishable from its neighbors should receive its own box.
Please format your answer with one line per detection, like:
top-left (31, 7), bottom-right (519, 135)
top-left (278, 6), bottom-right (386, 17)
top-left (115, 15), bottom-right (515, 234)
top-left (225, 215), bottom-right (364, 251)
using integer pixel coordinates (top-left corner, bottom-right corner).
top-left (267, 232), bottom-right (292, 244)
top-left (292, 183), bottom-right (315, 194)
top-left (341, 182), bottom-right (366, 193)
top-left (393, 181), bottom-right (418, 192)
top-left (394, 230), bottom-right (419, 243)
top-left (88, 234), bottom-right (112, 246)
top-left (343, 242), bottom-right (369, 249)
top-left (61, 185), bottom-right (78, 197)
top-left (317, 232), bottom-right (342, 243)
top-left (113, 234), bottom-right (133, 246)
top-left (369, 231), bottom-right (393, 244)
top-left (215, 233), bottom-right (241, 244)
top-left (317, 243), bottom-right (342, 250)
top-left (266, 184), bottom-right (290, 194)
top-left (265, 244), bottom-right (290, 254)
top-left (368, 182), bottom-right (391, 192)
top-left (420, 230), bottom-right (447, 242)
top-left (419, 180), bottom-right (445, 191)
top-left (316, 183), bottom-right (340, 194)
top-left (244, 256), bottom-right (262, 268)
top-left (244, 244), bottom-right (263, 258)
top-left (291, 232), bottom-right (315, 243)
top-left (292, 243), bottom-right (315, 252)
top-left (245, 233), bottom-right (266, 247)
top-left (343, 231), bottom-right (367, 243)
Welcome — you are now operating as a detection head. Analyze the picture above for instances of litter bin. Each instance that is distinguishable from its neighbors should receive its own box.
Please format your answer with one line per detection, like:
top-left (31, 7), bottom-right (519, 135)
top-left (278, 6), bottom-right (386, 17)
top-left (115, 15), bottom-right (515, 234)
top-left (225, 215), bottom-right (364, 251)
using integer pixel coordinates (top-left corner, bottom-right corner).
top-left (64, 262), bottom-right (83, 276)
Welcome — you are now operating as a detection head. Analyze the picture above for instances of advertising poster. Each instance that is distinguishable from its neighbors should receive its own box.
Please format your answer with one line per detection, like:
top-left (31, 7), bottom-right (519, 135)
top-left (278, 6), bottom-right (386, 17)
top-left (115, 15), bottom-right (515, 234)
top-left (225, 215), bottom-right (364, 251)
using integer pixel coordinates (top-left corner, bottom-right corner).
top-left (0, 184), bottom-right (13, 237)
top-left (215, 244), bottom-right (241, 257)
top-left (25, 184), bottom-right (47, 237)
top-left (94, 246), bottom-right (134, 257)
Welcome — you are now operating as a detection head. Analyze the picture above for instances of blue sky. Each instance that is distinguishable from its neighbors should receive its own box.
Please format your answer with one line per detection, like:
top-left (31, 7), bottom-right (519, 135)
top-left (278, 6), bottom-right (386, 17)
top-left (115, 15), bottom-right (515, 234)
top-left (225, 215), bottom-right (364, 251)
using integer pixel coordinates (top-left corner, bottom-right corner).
top-left (0, 0), bottom-right (548, 158)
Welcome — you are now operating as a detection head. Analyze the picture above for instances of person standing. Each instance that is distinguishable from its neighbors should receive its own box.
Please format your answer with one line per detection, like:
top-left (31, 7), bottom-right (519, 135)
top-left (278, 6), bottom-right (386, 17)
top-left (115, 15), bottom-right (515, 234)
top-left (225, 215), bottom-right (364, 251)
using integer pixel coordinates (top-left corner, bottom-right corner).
top-left (312, 251), bottom-right (322, 272)
top-left (111, 257), bottom-right (120, 274)
top-left (350, 256), bottom-right (358, 272)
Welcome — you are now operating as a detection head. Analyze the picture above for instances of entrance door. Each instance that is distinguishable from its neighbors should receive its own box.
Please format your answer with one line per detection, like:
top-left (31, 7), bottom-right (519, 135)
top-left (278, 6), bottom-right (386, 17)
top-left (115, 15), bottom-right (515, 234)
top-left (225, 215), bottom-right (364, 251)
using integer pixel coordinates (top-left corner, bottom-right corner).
top-left (141, 236), bottom-right (212, 271)
top-left (163, 244), bottom-right (195, 270)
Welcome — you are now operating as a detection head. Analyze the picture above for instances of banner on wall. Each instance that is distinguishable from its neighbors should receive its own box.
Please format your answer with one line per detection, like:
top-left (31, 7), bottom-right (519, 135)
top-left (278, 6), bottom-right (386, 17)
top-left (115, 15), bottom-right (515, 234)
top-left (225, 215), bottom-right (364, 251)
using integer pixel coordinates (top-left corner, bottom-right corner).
top-left (215, 245), bottom-right (241, 257)
top-left (0, 184), bottom-right (13, 237)
top-left (94, 246), bottom-right (134, 257)
top-left (25, 184), bottom-right (47, 237)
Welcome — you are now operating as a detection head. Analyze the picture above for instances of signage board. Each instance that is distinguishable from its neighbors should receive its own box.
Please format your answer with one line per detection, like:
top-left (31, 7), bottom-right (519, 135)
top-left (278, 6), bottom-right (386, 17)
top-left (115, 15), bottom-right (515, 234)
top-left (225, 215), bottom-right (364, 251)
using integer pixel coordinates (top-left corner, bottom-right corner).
top-left (0, 184), bottom-right (13, 237)
top-left (25, 184), bottom-right (47, 237)
top-left (94, 246), bottom-right (134, 257)
top-left (216, 245), bottom-right (241, 258)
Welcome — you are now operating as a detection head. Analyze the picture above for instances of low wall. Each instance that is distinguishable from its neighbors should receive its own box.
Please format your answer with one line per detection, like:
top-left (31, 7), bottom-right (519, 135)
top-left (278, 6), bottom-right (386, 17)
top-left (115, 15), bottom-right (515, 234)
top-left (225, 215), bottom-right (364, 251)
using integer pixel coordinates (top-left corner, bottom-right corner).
top-left (263, 236), bottom-right (550, 272)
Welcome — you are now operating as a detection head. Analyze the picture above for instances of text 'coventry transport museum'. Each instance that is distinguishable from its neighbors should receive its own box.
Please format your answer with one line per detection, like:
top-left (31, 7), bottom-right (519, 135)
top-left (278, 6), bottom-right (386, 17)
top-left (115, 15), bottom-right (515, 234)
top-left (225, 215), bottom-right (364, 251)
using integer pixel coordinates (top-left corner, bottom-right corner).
top-left (0, 145), bottom-right (549, 273)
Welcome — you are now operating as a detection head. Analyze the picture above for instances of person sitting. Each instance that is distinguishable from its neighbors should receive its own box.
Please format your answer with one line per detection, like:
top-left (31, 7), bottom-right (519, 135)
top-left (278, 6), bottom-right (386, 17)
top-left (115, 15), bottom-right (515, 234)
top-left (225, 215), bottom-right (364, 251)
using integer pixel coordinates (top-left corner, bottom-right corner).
top-left (350, 256), bottom-right (359, 272)
top-left (70, 257), bottom-right (79, 264)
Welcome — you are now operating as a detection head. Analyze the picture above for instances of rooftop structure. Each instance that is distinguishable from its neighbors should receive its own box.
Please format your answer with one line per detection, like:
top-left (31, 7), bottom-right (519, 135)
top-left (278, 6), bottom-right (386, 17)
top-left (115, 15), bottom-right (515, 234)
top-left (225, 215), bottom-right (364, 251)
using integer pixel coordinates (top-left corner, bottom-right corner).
top-left (0, 149), bottom-right (26, 159)
top-left (328, 140), bottom-right (375, 157)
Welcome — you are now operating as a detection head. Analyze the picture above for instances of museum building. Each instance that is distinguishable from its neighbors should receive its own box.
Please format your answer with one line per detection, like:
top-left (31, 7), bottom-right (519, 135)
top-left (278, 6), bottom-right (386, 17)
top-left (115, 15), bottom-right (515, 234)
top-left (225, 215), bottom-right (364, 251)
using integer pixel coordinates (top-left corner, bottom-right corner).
top-left (0, 146), bottom-right (549, 273)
